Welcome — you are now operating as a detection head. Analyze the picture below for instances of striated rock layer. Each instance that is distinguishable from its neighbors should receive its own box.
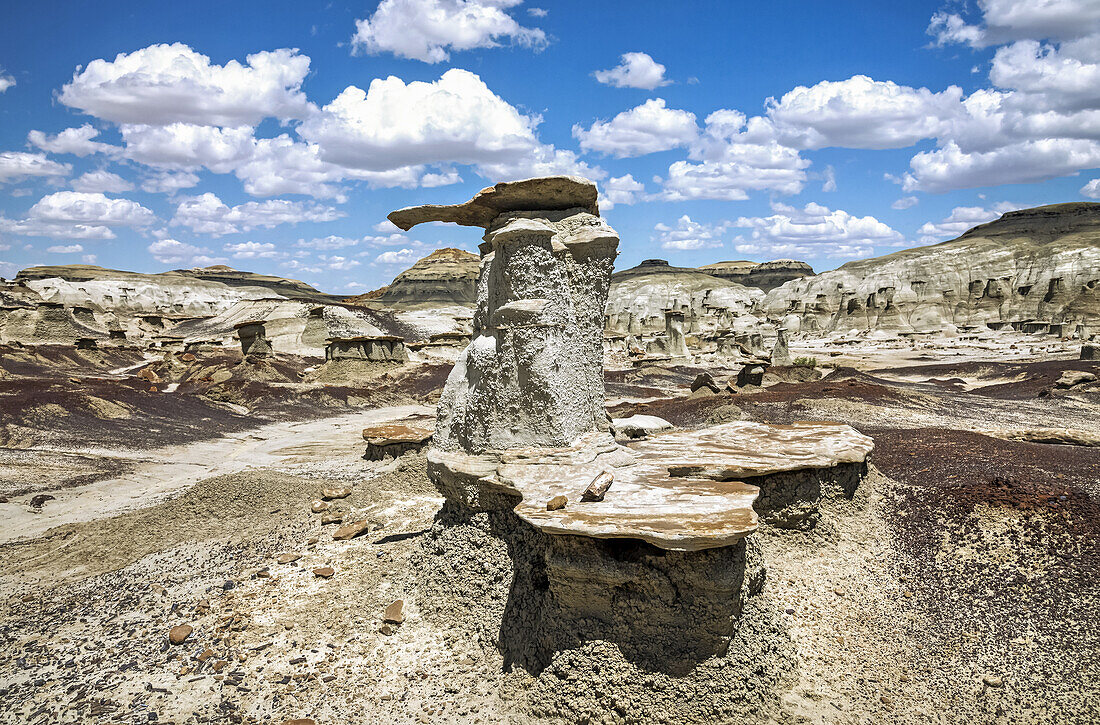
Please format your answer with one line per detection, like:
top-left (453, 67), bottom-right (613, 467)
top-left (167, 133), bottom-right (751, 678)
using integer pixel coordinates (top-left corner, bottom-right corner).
top-left (699, 258), bottom-right (814, 291)
top-left (764, 202), bottom-right (1100, 334)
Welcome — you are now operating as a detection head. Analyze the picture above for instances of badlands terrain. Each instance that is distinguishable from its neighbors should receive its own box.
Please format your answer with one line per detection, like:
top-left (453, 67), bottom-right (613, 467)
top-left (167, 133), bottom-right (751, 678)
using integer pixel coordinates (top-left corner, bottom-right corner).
top-left (1, 194), bottom-right (1098, 725)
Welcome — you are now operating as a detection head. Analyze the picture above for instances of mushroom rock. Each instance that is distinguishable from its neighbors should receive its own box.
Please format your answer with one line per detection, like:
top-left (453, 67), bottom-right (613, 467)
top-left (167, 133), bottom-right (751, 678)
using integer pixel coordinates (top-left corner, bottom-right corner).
top-left (362, 417), bottom-right (434, 460)
top-left (234, 320), bottom-right (273, 357)
top-left (409, 177), bottom-right (873, 702)
top-left (388, 175), bottom-right (599, 231)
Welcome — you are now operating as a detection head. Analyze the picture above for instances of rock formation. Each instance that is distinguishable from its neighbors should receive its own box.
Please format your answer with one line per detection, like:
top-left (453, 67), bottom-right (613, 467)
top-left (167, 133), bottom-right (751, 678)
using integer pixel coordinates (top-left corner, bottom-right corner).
top-left (235, 320), bottom-right (273, 357)
top-left (362, 417), bottom-right (434, 460)
top-left (772, 326), bottom-right (792, 366)
top-left (698, 259), bottom-right (814, 291)
top-left (325, 335), bottom-right (408, 363)
top-left (764, 202), bottom-right (1100, 334)
top-left (403, 177), bottom-right (875, 691)
top-left (604, 259), bottom-right (763, 342)
top-left (373, 248), bottom-right (480, 308)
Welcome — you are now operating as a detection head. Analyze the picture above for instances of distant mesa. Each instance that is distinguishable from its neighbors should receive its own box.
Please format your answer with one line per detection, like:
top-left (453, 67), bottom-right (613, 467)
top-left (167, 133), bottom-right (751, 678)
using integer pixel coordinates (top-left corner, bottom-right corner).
top-left (698, 259), bottom-right (814, 292)
top-left (347, 248), bottom-right (480, 309)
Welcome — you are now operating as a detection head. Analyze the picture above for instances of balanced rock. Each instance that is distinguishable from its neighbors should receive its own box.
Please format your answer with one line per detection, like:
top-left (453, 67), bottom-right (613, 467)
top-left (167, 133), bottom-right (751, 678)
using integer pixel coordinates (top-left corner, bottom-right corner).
top-left (388, 175), bottom-right (598, 231)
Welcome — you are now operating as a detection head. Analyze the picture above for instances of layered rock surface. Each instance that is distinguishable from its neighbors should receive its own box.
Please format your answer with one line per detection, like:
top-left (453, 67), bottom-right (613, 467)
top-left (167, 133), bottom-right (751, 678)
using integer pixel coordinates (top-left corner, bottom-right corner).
top-left (605, 259), bottom-right (763, 337)
top-left (764, 202), bottom-right (1100, 334)
top-left (348, 248), bottom-right (480, 308)
top-left (699, 259), bottom-right (814, 291)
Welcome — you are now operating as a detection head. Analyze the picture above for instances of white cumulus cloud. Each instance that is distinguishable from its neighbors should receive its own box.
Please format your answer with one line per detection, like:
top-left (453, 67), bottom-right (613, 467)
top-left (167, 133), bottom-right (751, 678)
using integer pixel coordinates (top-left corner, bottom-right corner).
top-left (653, 215), bottom-right (727, 251)
top-left (148, 238), bottom-right (225, 266)
top-left (593, 52), bottom-right (670, 90)
top-left (733, 202), bottom-right (903, 259)
top-left (1082, 178), bottom-right (1100, 198)
top-left (0, 152), bottom-right (71, 184)
top-left (917, 202), bottom-right (1018, 237)
top-left (60, 43), bottom-right (312, 126)
top-left (573, 99), bottom-right (698, 157)
top-left (28, 125), bottom-right (118, 156)
top-left (170, 192), bottom-right (343, 236)
top-left (351, 0), bottom-right (547, 63)
top-left (71, 170), bottom-right (134, 194)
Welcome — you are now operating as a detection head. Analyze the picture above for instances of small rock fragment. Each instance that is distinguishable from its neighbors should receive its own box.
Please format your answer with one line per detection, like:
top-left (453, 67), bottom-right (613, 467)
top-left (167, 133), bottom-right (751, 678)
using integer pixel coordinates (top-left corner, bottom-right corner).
top-left (580, 470), bottom-right (613, 502)
top-left (321, 511), bottom-right (344, 525)
top-left (332, 519), bottom-right (371, 540)
top-left (546, 495), bottom-right (567, 511)
top-left (168, 625), bottom-right (193, 645)
top-left (983, 674), bottom-right (1003, 688)
top-left (310, 500), bottom-right (329, 514)
top-left (281, 719), bottom-right (317, 725)
top-left (321, 487), bottom-right (351, 501)
top-left (383, 599), bottom-right (405, 624)
top-left (276, 553), bottom-right (302, 564)
top-left (313, 567), bottom-right (335, 579)
top-left (29, 494), bottom-right (55, 509)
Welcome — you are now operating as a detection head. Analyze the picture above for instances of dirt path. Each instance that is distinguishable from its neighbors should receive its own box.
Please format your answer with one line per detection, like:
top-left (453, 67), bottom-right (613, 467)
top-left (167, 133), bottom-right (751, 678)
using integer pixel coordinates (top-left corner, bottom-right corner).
top-left (0, 404), bottom-right (434, 544)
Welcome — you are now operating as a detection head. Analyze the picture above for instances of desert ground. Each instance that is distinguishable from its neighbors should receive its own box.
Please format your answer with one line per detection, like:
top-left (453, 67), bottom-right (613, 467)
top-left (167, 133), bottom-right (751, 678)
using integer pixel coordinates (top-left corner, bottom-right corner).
top-left (1, 330), bottom-right (1097, 725)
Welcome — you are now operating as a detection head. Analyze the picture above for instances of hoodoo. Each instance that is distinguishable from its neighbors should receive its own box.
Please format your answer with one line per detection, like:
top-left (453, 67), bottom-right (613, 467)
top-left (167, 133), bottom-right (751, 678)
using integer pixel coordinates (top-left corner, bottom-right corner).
top-left (401, 177), bottom-right (875, 717)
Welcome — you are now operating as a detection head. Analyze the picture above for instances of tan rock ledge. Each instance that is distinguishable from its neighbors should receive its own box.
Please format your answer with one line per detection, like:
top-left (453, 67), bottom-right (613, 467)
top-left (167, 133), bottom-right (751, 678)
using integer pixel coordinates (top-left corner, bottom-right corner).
top-left (362, 417), bottom-right (435, 460)
top-left (430, 420), bottom-right (875, 547)
top-left (387, 175), bottom-right (599, 230)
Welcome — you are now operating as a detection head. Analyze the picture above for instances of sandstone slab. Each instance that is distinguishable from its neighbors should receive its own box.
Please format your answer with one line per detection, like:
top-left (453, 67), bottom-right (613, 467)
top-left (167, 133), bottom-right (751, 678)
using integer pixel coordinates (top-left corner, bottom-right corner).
top-left (387, 176), bottom-right (598, 230)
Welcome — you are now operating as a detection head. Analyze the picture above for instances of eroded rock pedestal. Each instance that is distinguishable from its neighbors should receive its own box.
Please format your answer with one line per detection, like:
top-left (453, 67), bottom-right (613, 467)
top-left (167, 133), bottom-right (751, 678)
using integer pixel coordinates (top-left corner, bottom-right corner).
top-left (399, 177), bottom-right (874, 709)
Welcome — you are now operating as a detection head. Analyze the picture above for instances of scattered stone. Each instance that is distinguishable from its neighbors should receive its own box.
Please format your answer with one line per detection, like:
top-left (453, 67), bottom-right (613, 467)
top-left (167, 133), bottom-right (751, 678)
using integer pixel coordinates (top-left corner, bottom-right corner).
top-left (332, 519), bottom-right (371, 540)
top-left (212, 660), bottom-right (227, 672)
top-left (383, 600), bottom-right (405, 624)
top-left (1055, 370), bottom-right (1097, 388)
top-left (196, 648), bottom-right (214, 662)
top-left (168, 625), bottom-right (193, 646)
top-left (379, 624), bottom-right (394, 636)
top-left (281, 719), bottom-right (316, 725)
top-left (690, 371), bottom-right (721, 396)
top-left (310, 500), bottom-right (329, 513)
top-left (546, 495), bottom-right (567, 511)
top-left (610, 414), bottom-right (673, 439)
top-left (313, 567), bottom-right (335, 578)
top-left (28, 494), bottom-right (55, 509)
top-left (580, 471), bottom-right (614, 502)
top-left (180, 353), bottom-right (196, 362)
top-left (983, 674), bottom-right (1004, 688)
top-left (321, 511), bottom-right (344, 525)
top-left (321, 487), bottom-right (351, 501)
top-left (138, 367), bottom-right (161, 383)
top-left (276, 553), bottom-right (302, 564)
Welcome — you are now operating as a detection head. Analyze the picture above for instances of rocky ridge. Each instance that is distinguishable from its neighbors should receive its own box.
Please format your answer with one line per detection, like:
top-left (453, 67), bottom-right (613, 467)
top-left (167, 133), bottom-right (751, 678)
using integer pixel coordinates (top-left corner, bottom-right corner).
top-left (764, 202), bottom-right (1100, 334)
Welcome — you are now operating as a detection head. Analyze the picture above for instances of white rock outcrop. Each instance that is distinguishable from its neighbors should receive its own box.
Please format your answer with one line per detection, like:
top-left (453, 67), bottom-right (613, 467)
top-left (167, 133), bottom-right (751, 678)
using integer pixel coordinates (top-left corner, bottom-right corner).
top-left (763, 203), bottom-right (1100, 334)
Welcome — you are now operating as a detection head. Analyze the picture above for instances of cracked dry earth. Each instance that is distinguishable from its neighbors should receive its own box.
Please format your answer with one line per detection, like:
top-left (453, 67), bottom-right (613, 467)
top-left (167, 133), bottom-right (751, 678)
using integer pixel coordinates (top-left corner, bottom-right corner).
top-left (2, 358), bottom-right (1099, 724)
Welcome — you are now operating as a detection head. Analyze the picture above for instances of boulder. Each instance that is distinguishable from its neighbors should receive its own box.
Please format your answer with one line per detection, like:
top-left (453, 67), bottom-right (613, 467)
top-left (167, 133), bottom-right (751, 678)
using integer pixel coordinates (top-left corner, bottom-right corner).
top-left (611, 414), bottom-right (674, 439)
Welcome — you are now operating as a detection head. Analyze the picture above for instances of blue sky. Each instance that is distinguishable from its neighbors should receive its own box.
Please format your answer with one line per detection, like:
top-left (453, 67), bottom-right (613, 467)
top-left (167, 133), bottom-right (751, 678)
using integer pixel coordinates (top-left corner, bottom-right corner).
top-left (1, 0), bottom-right (1099, 293)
